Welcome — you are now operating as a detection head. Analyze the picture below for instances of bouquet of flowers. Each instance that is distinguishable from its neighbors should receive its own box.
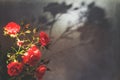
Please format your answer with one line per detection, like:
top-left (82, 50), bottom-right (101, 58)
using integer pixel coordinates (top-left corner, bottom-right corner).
top-left (3, 22), bottom-right (50, 80)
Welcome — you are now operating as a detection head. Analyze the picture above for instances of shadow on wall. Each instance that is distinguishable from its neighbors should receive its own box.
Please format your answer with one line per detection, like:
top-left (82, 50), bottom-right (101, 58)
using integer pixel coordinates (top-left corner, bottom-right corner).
top-left (0, 1), bottom-right (118, 80)
top-left (43, 2), bottom-right (73, 37)
top-left (111, 3), bottom-right (120, 80)
top-left (41, 1), bottom-right (116, 80)
top-left (86, 2), bottom-right (108, 26)
top-left (43, 2), bottom-right (72, 17)
top-left (51, 1), bottom-right (112, 51)
top-left (77, 2), bottom-right (111, 51)
top-left (63, 2), bottom-right (118, 80)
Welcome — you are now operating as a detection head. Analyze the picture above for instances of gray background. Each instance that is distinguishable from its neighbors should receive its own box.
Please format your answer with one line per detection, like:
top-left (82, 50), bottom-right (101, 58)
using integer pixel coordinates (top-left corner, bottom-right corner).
top-left (0, 0), bottom-right (120, 80)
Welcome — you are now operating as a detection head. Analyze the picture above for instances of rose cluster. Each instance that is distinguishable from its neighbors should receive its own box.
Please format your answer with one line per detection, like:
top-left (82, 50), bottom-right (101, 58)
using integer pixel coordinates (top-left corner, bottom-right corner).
top-left (4, 22), bottom-right (50, 80)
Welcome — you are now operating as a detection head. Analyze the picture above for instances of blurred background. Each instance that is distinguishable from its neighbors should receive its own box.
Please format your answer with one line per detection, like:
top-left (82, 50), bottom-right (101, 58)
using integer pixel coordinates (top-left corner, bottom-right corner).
top-left (0, 0), bottom-right (120, 80)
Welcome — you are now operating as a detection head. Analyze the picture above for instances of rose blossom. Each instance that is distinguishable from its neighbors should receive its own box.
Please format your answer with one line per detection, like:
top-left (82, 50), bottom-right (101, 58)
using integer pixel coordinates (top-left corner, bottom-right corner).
top-left (39, 31), bottom-right (49, 46)
top-left (7, 62), bottom-right (23, 76)
top-left (4, 22), bottom-right (20, 37)
top-left (22, 45), bottom-right (41, 66)
top-left (35, 65), bottom-right (47, 80)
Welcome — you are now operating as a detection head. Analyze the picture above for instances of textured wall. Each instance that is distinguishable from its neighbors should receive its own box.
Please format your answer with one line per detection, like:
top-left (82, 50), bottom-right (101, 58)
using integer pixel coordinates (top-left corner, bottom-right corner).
top-left (0, 0), bottom-right (120, 80)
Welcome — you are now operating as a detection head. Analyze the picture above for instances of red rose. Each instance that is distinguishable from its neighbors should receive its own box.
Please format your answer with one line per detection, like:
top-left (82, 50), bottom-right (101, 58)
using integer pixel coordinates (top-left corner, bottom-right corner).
top-left (22, 45), bottom-right (41, 66)
top-left (39, 31), bottom-right (49, 46)
top-left (35, 65), bottom-right (47, 80)
top-left (7, 62), bottom-right (23, 76)
top-left (4, 22), bottom-right (20, 37)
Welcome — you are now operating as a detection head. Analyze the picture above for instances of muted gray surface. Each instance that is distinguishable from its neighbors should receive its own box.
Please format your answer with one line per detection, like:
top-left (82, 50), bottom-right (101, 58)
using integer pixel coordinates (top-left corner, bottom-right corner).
top-left (0, 0), bottom-right (120, 80)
